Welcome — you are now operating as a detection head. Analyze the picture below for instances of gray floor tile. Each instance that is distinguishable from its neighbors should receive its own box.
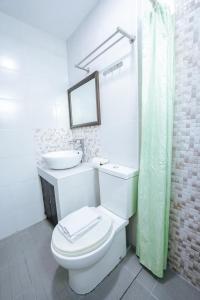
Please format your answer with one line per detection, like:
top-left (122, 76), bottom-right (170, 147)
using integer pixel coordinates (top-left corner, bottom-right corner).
top-left (25, 240), bottom-right (67, 299)
top-left (13, 295), bottom-right (24, 300)
top-left (152, 269), bottom-right (200, 300)
top-left (122, 249), bottom-right (143, 276)
top-left (1, 220), bottom-right (200, 300)
top-left (25, 250), bottom-right (52, 299)
top-left (27, 220), bottom-right (53, 246)
top-left (44, 267), bottom-right (68, 300)
top-left (58, 286), bottom-right (81, 300)
top-left (0, 265), bottom-right (12, 300)
top-left (0, 242), bottom-right (11, 269)
top-left (10, 257), bottom-right (32, 298)
top-left (0, 232), bottom-right (25, 269)
top-left (19, 230), bottom-right (39, 255)
top-left (136, 268), bottom-right (158, 292)
top-left (122, 280), bottom-right (157, 300)
top-left (13, 288), bottom-right (41, 300)
top-left (48, 267), bottom-right (67, 293)
top-left (26, 221), bottom-right (53, 254)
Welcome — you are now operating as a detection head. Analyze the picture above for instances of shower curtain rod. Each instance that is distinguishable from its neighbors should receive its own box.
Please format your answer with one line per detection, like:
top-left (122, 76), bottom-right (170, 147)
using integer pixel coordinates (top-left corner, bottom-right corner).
top-left (75, 27), bottom-right (135, 73)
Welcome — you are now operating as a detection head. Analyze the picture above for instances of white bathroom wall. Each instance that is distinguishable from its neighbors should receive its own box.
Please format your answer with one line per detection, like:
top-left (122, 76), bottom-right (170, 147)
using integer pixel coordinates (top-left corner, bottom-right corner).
top-left (0, 12), bottom-right (69, 239)
top-left (67, 0), bottom-right (139, 168)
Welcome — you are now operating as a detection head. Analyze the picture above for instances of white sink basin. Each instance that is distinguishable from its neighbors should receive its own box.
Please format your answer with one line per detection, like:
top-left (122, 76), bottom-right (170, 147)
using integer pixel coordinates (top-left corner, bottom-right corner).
top-left (42, 150), bottom-right (83, 170)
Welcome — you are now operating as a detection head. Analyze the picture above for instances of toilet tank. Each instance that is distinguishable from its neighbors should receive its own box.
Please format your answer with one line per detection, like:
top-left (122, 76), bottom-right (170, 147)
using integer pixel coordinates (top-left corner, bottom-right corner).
top-left (98, 164), bottom-right (139, 219)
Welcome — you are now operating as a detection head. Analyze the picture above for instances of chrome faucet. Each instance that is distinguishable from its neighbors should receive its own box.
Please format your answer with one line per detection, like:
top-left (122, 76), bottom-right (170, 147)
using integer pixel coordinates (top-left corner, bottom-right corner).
top-left (69, 138), bottom-right (85, 161)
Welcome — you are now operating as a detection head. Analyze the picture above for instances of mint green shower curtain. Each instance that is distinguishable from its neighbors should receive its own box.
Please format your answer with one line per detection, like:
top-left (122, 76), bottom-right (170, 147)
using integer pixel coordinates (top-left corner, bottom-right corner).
top-left (136, 0), bottom-right (174, 278)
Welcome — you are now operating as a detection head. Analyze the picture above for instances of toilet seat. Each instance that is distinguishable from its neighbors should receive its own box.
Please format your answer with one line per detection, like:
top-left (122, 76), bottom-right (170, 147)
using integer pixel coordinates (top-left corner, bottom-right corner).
top-left (51, 206), bottom-right (128, 271)
top-left (52, 209), bottom-right (113, 257)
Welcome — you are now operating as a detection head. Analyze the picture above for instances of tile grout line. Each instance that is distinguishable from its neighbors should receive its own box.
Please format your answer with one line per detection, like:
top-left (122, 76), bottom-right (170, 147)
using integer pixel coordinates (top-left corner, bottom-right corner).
top-left (149, 282), bottom-right (159, 300)
top-left (134, 270), bottom-right (159, 299)
top-left (120, 267), bottom-right (143, 299)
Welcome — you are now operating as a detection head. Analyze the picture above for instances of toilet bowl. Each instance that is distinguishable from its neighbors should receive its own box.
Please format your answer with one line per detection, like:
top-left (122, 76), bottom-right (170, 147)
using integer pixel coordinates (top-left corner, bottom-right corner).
top-left (51, 164), bottom-right (138, 294)
top-left (51, 206), bottom-right (128, 294)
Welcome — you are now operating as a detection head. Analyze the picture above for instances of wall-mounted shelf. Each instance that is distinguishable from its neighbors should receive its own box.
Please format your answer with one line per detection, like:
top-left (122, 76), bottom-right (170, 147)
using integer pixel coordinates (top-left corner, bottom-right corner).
top-left (75, 27), bottom-right (136, 73)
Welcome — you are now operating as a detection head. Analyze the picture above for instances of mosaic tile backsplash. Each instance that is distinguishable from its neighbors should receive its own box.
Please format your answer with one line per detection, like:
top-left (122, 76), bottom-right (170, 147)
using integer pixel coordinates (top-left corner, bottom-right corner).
top-left (34, 127), bottom-right (102, 166)
top-left (34, 128), bottom-right (73, 166)
top-left (169, 0), bottom-right (200, 289)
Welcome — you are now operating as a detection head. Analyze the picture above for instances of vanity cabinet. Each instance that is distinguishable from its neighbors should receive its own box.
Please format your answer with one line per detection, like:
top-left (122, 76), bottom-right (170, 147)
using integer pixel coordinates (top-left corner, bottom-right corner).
top-left (40, 177), bottom-right (58, 226)
top-left (38, 163), bottom-right (100, 222)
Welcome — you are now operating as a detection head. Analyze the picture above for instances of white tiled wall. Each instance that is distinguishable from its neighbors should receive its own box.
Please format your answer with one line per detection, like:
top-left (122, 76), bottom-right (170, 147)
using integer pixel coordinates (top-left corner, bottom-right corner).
top-left (67, 0), bottom-right (139, 168)
top-left (0, 12), bottom-right (69, 239)
top-left (0, 0), bottom-right (139, 239)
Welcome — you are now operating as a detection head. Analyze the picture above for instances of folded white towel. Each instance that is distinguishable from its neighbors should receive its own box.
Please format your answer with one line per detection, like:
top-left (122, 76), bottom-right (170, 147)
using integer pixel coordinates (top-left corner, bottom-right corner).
top-left (58, 217), bottom-right (100, 243)
top-left (58, 206), bottom-right (101, 242)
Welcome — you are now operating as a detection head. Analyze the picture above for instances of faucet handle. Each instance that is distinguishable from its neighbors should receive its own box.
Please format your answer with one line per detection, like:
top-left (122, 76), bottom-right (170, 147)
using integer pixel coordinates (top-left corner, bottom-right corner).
top-left (77, 139), bottom-right (84, 151)
top-left (68, 139), bottom-right (75, 144)
top-left (71, 139), bottom-right (85, 162)
top-left (68, 138), bottom-right (83, 143)
top-left (68, 138), bottom-right (84, 151)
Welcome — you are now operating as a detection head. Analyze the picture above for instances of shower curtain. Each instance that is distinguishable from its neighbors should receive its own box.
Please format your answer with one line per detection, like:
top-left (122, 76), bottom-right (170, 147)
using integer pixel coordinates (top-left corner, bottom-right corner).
top-left (136, 0), bottom-right (174, 278)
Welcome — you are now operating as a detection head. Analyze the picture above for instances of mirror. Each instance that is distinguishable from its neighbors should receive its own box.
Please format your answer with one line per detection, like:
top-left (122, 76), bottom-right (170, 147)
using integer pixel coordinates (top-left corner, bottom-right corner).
top-left (68, 71), bottom-right (101, 128)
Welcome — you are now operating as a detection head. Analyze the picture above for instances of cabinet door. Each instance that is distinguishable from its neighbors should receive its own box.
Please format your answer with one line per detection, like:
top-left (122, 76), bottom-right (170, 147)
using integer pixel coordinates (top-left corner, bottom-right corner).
top-left (48, 183), bottom-right (58, 226)
top-left (40, 177), bottom-right (58, 226)
top-left (40, 177), bottom-right (52, 219)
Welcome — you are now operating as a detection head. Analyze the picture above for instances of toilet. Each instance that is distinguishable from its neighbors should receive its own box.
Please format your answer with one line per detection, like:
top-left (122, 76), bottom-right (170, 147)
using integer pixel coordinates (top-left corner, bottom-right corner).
top-left (51, 163), bottom-right (138, 294)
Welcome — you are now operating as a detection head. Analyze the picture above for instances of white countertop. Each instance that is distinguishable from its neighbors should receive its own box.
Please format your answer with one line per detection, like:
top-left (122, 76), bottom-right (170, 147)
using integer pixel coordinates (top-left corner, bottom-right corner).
top-left (38, 162), bottom-right (94, 185)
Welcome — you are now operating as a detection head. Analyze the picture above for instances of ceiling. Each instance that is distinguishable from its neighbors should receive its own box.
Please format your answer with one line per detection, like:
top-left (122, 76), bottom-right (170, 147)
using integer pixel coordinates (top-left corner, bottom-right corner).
top-left (0, 0), bottom-right (99, 39)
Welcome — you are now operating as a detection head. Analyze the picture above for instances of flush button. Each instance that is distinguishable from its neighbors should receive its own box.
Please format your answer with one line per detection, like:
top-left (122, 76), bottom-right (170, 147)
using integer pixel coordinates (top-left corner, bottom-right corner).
top-left (113, 165), bottom-right (119, 169)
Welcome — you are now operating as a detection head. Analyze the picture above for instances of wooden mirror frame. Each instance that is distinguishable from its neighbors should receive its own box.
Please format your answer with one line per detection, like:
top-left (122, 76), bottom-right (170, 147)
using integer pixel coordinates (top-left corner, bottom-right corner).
top-left (67, 71), bottom-right (101, 129)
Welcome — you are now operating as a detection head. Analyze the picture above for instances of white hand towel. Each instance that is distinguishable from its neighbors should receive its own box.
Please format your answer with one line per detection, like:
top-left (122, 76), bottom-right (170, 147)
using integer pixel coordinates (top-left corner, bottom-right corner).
top-left (58, 206), bottom-right (101, 237)
top-left (58, 217), bottom-right (100, 243)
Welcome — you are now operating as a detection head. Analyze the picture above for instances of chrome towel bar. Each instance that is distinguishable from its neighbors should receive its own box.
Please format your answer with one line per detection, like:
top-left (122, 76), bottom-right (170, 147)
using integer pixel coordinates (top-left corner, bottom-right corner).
top-left (75, 27), bottom-right (135, 73)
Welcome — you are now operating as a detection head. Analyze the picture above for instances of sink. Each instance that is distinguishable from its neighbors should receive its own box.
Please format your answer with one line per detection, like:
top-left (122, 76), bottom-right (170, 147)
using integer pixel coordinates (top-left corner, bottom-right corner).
top-left (42, 150), bottom-right (83, 170)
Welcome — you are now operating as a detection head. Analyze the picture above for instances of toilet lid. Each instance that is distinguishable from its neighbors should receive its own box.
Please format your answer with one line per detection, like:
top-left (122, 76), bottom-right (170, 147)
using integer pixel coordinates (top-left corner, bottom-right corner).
top-left (52, 209), bottom-right (113, 257)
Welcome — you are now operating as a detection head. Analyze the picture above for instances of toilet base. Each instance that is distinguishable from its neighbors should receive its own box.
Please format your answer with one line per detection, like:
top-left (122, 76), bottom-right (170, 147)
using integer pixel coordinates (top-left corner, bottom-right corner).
top-left (68, 227), bottom-right (126, 294)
